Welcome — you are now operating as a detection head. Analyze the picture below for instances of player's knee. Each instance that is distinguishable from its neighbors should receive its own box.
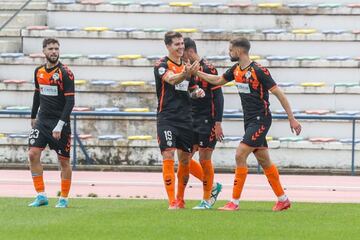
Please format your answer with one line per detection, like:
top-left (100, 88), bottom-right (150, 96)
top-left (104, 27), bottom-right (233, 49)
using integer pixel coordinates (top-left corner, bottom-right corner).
top-left (199, 148), bottom-right (212, 161)
top-left (59, 158), bottom-right (71, 169)
top-left (162, 150), bottom-right (175, 160)
top-left (28, 149), bottom-right (40, 162)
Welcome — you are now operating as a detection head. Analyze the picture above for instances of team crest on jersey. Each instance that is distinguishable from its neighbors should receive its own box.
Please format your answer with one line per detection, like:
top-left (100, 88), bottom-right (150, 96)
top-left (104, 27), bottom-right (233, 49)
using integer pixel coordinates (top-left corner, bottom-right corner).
top-left (29, 139), bottom-right (35, 145)
top-left (52, 72), bottom-right (60, 81)
top-left (167, 140), bottom-right (172, 147)
top-left (245, 71), bottom-right (252, 79)
top-left (158, 67), bottom-right (166, 75)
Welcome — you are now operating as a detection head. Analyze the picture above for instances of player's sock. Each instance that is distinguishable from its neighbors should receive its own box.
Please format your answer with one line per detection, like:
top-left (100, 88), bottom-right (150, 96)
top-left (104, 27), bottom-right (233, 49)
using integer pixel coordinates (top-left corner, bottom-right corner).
top-left (189, 159), bottom-right (203, 181)
top-left (264, 164), bottom-right (286, 199)
top-left (232, 167), bottom-right (248, 202)
top-left (32, 174), bottom-right (45, 193)
top-left (162, 159), bottom-right (176, 203)
top-left (176, 161), bottom-right (190, 201)
top-left (61, 179), bottom-right (71, 198)
top-left (200, 159), bottom-right (214, 200)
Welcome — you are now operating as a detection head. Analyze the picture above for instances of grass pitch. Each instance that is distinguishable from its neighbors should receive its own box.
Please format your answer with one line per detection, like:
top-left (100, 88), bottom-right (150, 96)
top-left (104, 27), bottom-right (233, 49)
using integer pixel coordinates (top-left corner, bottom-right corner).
top-left (0, 198), bottom-right (359, 240)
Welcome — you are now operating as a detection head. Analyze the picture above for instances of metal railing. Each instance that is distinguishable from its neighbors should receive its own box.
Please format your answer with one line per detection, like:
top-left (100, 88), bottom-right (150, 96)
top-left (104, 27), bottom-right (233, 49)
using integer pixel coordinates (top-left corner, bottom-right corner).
top-left (0, 110), bottom-right (358, 175)
top-left (0, 0), bottom-right (33, 31)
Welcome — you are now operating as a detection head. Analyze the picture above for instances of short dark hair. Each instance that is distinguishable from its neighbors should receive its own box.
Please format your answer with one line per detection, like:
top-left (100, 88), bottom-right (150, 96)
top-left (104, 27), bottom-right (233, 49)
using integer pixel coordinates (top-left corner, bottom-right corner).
top-left (230, 38), bottom-right (251, 53)
top-left (184, 37), bottom-right (197, 53)
top-left (164, 31), bottom-right (183, 45)
top-left (42, 38), bottom-right (60, 48)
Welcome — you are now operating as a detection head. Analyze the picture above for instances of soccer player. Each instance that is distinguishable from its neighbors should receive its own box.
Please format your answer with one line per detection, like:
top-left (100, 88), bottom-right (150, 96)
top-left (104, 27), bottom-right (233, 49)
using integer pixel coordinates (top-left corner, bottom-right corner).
top-left (28, 38), bottom-right (75, 208)
top-left (154, 32), bottom-right (204, 209)
top-left (193, 38), bottom-right (302, 211)
top-left (183, 37), bottom-right (224, 209)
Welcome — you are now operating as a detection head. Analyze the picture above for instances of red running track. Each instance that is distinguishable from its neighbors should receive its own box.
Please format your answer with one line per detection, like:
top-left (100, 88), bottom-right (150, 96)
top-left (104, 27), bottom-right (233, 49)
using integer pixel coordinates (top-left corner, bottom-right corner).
top-left (0, 170), bottom-right (359, 203)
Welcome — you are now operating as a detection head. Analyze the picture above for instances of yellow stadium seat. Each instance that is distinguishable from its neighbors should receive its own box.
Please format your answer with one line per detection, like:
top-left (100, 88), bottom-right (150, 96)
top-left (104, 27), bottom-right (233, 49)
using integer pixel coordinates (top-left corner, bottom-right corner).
top-left (124, 108), bottom-right (149, 112)
top-left (0, 133), bottom-right (5, 138)
top-left (83, 27), bottom-right (109, 32)
top-left (224, 82), bottom-right (235, 87)
top-left (266, 136), bottom-right (273, 141)
top-left (75, 80), bottom-right (87, 85)
top-left (120, 81), bottom-right (146, 86)
top-left (250, 55), bottom-right (261, 60)
top-left (169, 2), bottom-right (192, 7)
top-left (301, 82), bottom-right (325, 87)
top-left (173, 28), bottom-right (197, 33)
top-left (292, 29), bottom-right (317, 34)
top-left (128, 135), bottom-right (153, 140)
top-left (117, 54), bottom-right (142, 60)
top-left (258, 3), bottom-right (282, 8)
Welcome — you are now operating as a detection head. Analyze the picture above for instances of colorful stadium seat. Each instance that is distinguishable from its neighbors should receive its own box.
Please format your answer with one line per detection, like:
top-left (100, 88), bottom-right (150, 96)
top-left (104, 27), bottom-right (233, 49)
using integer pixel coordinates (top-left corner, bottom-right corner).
top-left (335, 111), bottom-right (360, 115)
top-left (124, 108), bottom-right (150, 112)
top-left (340, 139), bottom-right (360, 144)
top-left (300, 82), bottom-right (325, 87)
top-left (73, 107), bottom-right (91, 111)
top-left (0, 133), bottom-right (4, 138)
top-left (250, 55), bottom-right (261, 60)
top-left (305, 110), bottom-right (331, 115)
top-left (322, 29), bottom-right (347, 34)
top-left (52, 0), bottom-right (76, 4)
top-left (8, 134), bottom-right (28, 138)
top-left (278, 136), bottom-right (304, 142)
top-left (117, 55), bottom-right (143, 60)
top-left (273, 109), bottom-right (302, 114)
top-left (83, 27), bottom-right (109, 32)
top-left (202, 29), bottom-right (226, 34)
top-left (227, 3), bottom-right (251, 8)
top-left (3, 79), bottom-right (27, 84)
top-left (88, 54), bottom-right (112, 60)
top-left (80, 0), bottom-right (104, 5)
top-left (224, 109), bottom-right (240, 114)
top-left (146, 55), bottom-right (163, 60)
top-left (169, 2), bottom-right (193, 7)
top-left (287, 3), bottom-right (312, 8)
top-left (266, 136), bottom-right (273, 141)
top-left (199, 3), bottom-right (223, 7)
top-left (77, 134), bottom-right (93, 139)
top-left (205, 55), bottom-right (228, 61)
top-left (110, 1), bottom-right (131, 6)
top-left (347, 4), bottom-right (360, 8)
top-left (223, 136), bottom-right (242, 141)
top-left (139, 2), bottom-right (163, 7)
top-left (6, 106), bottom-right (30, 110)
top-left (143, 28), bottom-right (167, 33)
top-left (91, 80), bottom-right (116, 86)
top-left (61, 54), bottom-right (82, 59)
top-left (292, 29), bottom-right (317, 34)
top-left (29, 53), bottom-right (45, 58)
top-left (309, 138), bottom-right (337, 143)
top-left (334, 83), bottom-right (359, 87)
top-left (266, 56), bottom-right (290, 61)
top-left (94, 107), bottom-right (120, 112)
top-left (0, 53), bottom-right (24, 58)
top-left (352, 30), bottom-right (360, 34)
top-left (277, 82), bottom-right (295, 87)
top-left (75, 80), bottom-right (87, 85)
top-left (257, 3), bottom-right (282, 8)
top-left (173, 28), bottom-right (198, 33)
top-left (26, 26), bottom-right (48, 30)
top-left (55, 26), bottom-right (79, 31)
top-left (232, 29), bottom-right (256, 34)
top-left (262, 29), bottom-right (286, 34)
top-left (326, 56), bottom-right (350, 61)
top-left (318, 3), bottom-right (341, 8)
top-left (113, 28), bottom-right (138, 32)
top-left (120, 81), bottom-right (146, 86)
top-left (296, 56), bottom-right (320, 61)
top-left (98, 135), bottom-right (123, 140)
top-left (128, 135), bottom-right (153, 140)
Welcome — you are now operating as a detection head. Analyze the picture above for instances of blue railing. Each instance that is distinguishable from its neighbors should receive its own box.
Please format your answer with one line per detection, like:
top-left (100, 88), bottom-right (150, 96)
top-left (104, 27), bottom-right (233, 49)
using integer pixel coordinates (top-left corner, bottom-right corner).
top-left (0, 110), bottom-right (358, 175)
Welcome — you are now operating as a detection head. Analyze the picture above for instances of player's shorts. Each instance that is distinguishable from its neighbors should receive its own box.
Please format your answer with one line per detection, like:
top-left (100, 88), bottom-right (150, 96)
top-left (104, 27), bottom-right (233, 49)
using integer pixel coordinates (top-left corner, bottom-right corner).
top-left (242, 115), bottom-right (272, 149)
top-left (157, 122), bottom-right (193, 153)
top-left (28, 118), bottom-right (72, 159)
top-left (192, 118), bottom-right (217, 149)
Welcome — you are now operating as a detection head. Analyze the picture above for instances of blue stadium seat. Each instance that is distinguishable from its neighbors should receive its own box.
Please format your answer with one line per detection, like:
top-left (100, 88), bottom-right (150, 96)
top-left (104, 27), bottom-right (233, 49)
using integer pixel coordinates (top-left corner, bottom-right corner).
top-left (322, 29), bottom-right (347, 34)
top-left (52, 0), bottom-right (76, 4)
top-left (326, 56), bottom-right (350, 61)
top-left (88, 54), bottom-right (112, 60)
top-left (113, 28), bottom-right (138, 32)
top-left (139, 2), bottom-right (164, 7)
top-left (0, 53), bottom-right (24, 58)
top-left (143, 28), bottom-right (167, 33)
top-left (6, 106), bottom-right (30, 110)
top-left (146, 55), bottom-right (163, 61)
top-left (98, 135), bottom-right (123, 140)
top-left (278, 136), bottom-right (304, 142)
top-left (296, 56), bottom-right (320, 61)
top-left (334, 83), bottom-right (359, 87)
top-left (199, 2), bottom-right (223, 8)
top-left (8, 134), bottom-right (28, 139)
top-left (55, 26), bottom-right (79, 31)
top-left (232, 29), bottom-right (256, 34)
top-left (202, 29), bottom-right (226, 34)
top-left (94, 107), bottom-right (120, 112)
top-left (90, 80), bottom-right (116, 86)
top-left (223, 136), bottom-right (242, 142)
top-left (224, 109), bottom-right (241, 114)
top-left (277, 82), bottom-right (295, 87)
top-left (287, 3), bottom-right (312, 8)
top-left (340, 139), bottom-right (360, 144)
top-left (335, 111), bottom-right (360, 116)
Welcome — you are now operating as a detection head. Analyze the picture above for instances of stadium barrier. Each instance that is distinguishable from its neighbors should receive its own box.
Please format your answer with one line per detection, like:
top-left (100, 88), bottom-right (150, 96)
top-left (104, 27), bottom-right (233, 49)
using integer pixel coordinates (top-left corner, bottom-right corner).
top-left (0, 110), bottom-right (358, 175)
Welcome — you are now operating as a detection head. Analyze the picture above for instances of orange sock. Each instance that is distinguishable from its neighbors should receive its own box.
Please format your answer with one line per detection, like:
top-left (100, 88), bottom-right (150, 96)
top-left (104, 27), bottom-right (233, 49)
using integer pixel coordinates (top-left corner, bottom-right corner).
top-left (61, 179), bottom-right (71, 198)
top-left (32, 175), bottom-right (45, 193)
top-left (200, 160), bottom-right (214, 200)
top-left (232, 167), bottom-right (248, 200)
top-left (162, 159), bottom-right (175, 203)
top-left (189, 159), bottom-right (203, 181)
top-left (176, 162), bottom-right (190, 201)
top-left (264, 164), bottom-right (285, 197)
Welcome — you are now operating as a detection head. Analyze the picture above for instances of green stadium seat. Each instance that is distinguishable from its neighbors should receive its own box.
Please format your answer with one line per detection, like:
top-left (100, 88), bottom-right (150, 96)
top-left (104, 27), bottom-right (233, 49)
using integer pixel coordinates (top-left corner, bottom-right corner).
top-left (110, 1), bottom-right (131, 6)
top-left (61, 54), bottom-right (82, 59)
top-left (334, 83), bottom-right (359, 87)
top-left (266, 56), bottom-right (290, 61)
top-left (113, 28), bottom-right (138, 32)
top-left (262, 29), bottom-right (286, 34)
top-left (278, 136), bottom-right (304, 142)
top-left (318, 3), bottom-right (342, 8)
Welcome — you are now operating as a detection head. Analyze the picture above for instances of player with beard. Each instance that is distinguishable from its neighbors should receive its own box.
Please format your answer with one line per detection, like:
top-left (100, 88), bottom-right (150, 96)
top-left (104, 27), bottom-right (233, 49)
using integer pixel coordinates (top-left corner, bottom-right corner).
top-left (192, 38), bottom-right (302, 211)
top-left (28, 38), bottom-right (75, 208)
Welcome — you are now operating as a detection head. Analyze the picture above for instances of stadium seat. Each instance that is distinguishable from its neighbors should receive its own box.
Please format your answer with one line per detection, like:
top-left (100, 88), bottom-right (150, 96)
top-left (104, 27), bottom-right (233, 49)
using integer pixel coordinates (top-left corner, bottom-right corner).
top-left (127, 135), bottom-right (153, 140)
top-left (90, 80), bottom-right (116, 86)
top-left (305, 110), bottom-right (331, 115)
top-left (266, 56), bottom-right (290, 61)
top-left (76, 134), bottom-right (93, 139)
top-left (278, 136), bottom-right (304, 142)
top-left (94, 107), bottom-right (120, 112)
top-left (318, 3), bottom-right (342, 8)
top-left (0, 133), bottom-right (4, 138)
top-left (277, 82), bottom-right (295, 87)
top-left (61, 54), bottom-right (82, 59)
top-left (120, 81), bottom-right (146, 86)
top-left (113, 28), bottom-right (138, 32)
top-left (347, 4), bottom-right (360, 8)
top-left (3, 79), bottom-right (27, 84)
top-left (88, 54), bottom-right (112, 60)
top-left (224, 109), bottom-right (241, 114)
top-left (124, 108), bottom-right (150, 112)
top-left (202, 29), bottom-right (226, 34)
top-left (300, 82), bottom-right (325, 87)
top-left (83, 27), bottom-right (109, 32)
top-left (117, 55), bottom-right (143, 60)
top-left (52, 0), bottom-right (76, 4)
top-left (334, 83), bottom-right (359, 87)
top-left (146, 55), bottom-right (163, 60)
top-left (223, 82), bottom-right (235, 87)
top-left (29, 53), bottom-right (45, 58)
top-left (227, 3), bottom-right (251, 8)
top-left (73, 107), bottom-right (91, 111)
top-left (26, 26), bottom-right (48, 31)
top-left (139, 2), bottom-right (164, 7)
top-left (8, 134), bottom-right (28, 139)
top-left (322, 29), bottom-right (347, 34)
top-left (262, 29), bottom-right (286, 34)
top-left (309, 138), bottom-right (337, 143)
top-left (296, 56), bottom-right (320, 61)
top-left (75, 80), bottom-right (87, 85)
top-left (340, 139), bottom-right (360, 144)
top-left (292, 29), bottom-right (317, 34)
top-left (205, 55), bottom-right (228, 61)
top-left (335, 111), bottom-right (360, 116)
top-left (55, 26), bottom-right (79, 31)
top-left (257, 3), bottom-right (282, 8)
top-left (80, 0), bottom-right (104, 5)
top-left (287, 3), bottom-right (312, 8)
top-left (173, 28), bottom-right (198, 33)
top-left (110, 1), bottom-right (131, 6)
top-left (232, 29), bottom-right (256, 34)
top-left (326, 56), bottom-right (350, 61)
top-left (250, 55), bottom-right (261, 60)
top-left (223, 136), bottom-right (242, 142)
top-left (0, 53), bottom-right (24, 58)
top-left (273, 109), bottom-right (302, 114)
top-left (169, 2), bottom-right (193, 7)
top-left (266, 136), bottom-right (273, 141)
top-left (6, 106), bottom-right (30, 110)
top-left (199, 3), bottom-right (223, 8)
top-left (143, 28), bottom-right (167, 33)
top-left (98, 135), bottom-right (123, 140)
top-left (352, 30), bottom-right (360, 34)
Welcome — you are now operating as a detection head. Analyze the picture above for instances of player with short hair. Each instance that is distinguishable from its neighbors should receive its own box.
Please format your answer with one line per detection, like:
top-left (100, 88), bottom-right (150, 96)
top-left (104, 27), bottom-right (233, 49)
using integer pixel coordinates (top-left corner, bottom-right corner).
top-left (154, 32), bottom-right (204, 209)
top-left (28, 38), bottom-right (75, 208)
top-left (192, 37), bottom-right (302, 211)
top-left (183, 37), bottom-right (224, 209)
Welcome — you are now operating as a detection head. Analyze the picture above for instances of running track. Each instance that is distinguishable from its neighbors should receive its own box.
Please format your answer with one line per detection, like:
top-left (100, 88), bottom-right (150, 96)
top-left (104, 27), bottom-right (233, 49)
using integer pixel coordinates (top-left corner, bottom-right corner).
top-left (0, 170), bottom-right (359, 203)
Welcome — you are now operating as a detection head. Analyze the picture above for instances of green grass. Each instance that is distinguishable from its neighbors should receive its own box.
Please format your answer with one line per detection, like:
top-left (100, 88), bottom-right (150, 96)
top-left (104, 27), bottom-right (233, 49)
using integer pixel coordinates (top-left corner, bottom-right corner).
top-left (0, 198), bottom-right (359, 240)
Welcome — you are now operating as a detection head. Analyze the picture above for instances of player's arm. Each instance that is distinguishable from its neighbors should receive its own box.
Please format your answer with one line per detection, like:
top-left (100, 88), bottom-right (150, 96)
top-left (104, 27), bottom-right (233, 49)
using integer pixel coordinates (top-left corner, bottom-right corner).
top-left (30, 69), bottom-right (40, 128)
top-left (212, 86), bottom-right (224, 141)
top-left (163, 61), bottom-right (199, 85)
top-left (271, 87), bottom-right (301, 135)
top-left (53, 67), bottom-right (75, 140)
top-left (195, 71), bottom-right (227, 86)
